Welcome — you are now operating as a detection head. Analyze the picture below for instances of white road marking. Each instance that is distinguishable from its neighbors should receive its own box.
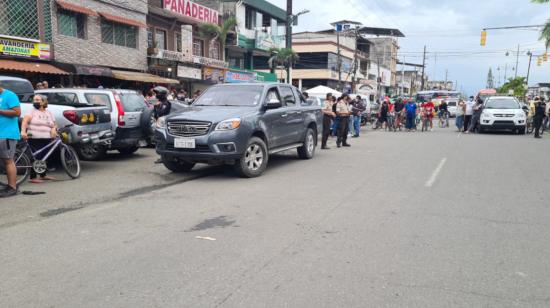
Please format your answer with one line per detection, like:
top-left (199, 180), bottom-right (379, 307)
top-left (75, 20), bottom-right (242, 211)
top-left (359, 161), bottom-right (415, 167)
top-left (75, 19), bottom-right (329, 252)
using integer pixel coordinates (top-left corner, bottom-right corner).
top-left (425, 158), bottom-right (447, 187)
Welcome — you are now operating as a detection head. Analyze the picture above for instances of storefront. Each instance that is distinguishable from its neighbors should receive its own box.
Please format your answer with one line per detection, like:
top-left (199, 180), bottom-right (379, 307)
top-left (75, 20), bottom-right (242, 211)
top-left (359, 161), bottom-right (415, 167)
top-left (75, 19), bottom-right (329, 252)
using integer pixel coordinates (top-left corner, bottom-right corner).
top-left (0, 36), bottom-right (68, 86)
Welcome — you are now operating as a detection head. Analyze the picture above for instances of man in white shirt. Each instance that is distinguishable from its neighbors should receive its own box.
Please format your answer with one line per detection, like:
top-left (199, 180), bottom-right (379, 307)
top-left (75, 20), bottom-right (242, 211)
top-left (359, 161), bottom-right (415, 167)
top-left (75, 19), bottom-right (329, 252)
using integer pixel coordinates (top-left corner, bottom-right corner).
top-left (463, 96), bottom-right (474, 132)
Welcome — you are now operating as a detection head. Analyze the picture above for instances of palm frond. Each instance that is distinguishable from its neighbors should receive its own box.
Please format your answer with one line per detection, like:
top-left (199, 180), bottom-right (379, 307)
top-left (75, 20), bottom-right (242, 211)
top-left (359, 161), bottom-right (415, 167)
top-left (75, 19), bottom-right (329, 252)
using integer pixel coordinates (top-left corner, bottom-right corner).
top-left (219, 16), bottom-right (238, 45)
top-left (198, 23), bottom-right (220, 41)
top-left (531, 0), bottom-right (550, 3)
top-left (541, 20), bottom-right (550, 49)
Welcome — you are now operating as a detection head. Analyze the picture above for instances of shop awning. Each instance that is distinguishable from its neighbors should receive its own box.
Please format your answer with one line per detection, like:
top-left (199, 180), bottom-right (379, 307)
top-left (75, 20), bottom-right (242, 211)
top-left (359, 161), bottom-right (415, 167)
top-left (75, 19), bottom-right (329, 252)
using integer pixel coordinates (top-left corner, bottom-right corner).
top-left (111, 70), bottom-right (179, 84)
top-left (56, 0), bottom-right (98, 16)
top-left (0, 59), bottom-right (69, 75)
top-left (74, 64), bottom-right (112, 77)
top-left (99, 12), bottom-right (147, 28)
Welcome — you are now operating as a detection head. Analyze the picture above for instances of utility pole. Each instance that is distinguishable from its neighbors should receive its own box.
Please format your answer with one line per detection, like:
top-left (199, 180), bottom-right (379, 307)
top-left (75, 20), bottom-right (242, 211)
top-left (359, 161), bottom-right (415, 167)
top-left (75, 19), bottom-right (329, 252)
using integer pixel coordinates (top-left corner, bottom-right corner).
top-left (400, 55), bottom-right (405, 96)
top-left (444, 69), bottom-right (448, 90)
top-left (504, 63), bottom-right (508, 82)
top-left (377, 57), bottom-right (382, 100)
top-left (526, 51), bottom-right (533, 85)
top-left (351, 27), bottom-right (359, 93)
top-left (336, 30), bottom-right (342, 91)
top-left (514, 44), bottom-right (520, 78)
top-left (420, 45), bottom-right (426, 91)
top-left (285, 0), bottom-right (292, 84)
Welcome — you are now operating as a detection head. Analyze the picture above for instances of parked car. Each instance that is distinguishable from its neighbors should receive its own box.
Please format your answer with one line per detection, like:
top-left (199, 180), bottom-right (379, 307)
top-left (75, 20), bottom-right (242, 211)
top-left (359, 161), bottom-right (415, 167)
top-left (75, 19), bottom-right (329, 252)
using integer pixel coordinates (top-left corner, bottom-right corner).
top-left (479, 96), bottom-right (526, 134)
top-left (155, 83), bottom-right (322, 177)
top-left (37, 89), bottom-right (153, 160)
top-left (0, 76), bottom-right (114, 150)
top-left (447, 101), bottom-right (457, 117)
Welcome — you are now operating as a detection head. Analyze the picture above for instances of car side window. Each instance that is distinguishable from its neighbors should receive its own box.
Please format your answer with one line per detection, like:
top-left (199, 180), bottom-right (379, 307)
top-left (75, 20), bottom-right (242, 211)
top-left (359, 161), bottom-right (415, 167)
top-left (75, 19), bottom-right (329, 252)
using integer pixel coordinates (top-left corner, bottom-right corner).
top-left (43, 93), bottom-right (80, 106)
top-left (279, 87), bottom-right (296, 107)
top-left (293, 88), bottom-right (308, 106)
top-left (84, 93), bottom-right (112, 111)
top-left (265, 88), bottom-right (281, 104)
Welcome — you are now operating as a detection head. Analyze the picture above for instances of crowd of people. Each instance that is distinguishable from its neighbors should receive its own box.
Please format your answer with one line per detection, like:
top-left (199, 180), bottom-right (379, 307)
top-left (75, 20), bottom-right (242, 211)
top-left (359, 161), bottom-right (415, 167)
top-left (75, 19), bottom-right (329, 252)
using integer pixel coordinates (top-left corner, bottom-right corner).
top-left (320, 93), bottom-right (367, 149)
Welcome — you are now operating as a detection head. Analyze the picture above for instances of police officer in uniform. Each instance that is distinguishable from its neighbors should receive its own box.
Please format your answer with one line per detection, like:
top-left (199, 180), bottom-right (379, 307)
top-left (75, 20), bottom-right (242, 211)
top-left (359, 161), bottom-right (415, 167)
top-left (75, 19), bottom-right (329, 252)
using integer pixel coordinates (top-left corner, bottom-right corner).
top-left (533, 97), bottom-right (546, 139)
top-left (321, 93), bottom-right (336, 149)
top-left (336, 94), bottom-right (352, 148)
top-left (153, 86), bottom-right (172, 120)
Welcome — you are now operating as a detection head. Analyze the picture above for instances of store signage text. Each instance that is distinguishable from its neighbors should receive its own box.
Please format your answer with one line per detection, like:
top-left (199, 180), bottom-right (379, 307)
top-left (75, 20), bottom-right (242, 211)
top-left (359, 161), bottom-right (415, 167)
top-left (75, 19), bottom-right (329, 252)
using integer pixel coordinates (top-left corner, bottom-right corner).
top-left (163, 0), bottom-right (219, 24)
top-left (193, 55), bottom-right (228, 69)
top-left (225, 71), bottom-right (256, 83)
top-left (0, 37), bottom-right (50, 60)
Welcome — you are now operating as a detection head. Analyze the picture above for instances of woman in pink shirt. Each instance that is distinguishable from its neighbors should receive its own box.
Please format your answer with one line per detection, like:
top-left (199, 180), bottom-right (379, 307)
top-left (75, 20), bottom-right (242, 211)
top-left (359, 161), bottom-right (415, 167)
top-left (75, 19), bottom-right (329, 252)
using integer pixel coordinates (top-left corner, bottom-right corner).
top-left (20, 95), bottom-right (57, 183)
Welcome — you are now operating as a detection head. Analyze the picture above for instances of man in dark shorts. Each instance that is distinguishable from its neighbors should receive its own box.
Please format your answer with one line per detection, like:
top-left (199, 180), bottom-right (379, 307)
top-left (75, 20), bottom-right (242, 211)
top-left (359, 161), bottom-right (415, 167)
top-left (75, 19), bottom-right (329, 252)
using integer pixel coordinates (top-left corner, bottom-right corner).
top-left (0, 85), bottom-right (22, 197)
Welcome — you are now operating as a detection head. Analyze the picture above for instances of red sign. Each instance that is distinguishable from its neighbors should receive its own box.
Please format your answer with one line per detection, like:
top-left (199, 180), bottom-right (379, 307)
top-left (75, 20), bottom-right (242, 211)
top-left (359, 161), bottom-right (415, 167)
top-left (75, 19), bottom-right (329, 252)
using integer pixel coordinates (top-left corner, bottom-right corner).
top-left (163, 0), bottom-right (219, 24)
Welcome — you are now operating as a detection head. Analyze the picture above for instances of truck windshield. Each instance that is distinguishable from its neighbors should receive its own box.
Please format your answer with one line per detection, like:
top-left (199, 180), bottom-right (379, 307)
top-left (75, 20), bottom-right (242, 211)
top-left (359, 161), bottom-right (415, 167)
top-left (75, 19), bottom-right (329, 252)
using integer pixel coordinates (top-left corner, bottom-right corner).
top-left (485, 99), bottom-right (520, 109)
top-left (194, 85), bottom-right (263, 107)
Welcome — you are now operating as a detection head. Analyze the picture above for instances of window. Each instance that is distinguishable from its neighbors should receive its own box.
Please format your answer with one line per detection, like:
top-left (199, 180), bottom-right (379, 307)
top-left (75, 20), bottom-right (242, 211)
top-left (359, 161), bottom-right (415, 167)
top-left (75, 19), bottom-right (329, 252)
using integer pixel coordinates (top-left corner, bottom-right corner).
top-left (210, 41), bottom-right (220, 60)
top-left (101, 20), bottom-right (137, 48)
top-left (175, 32), bottom-right (182, 52)
top-left (147, 28), bottom-right (154, 48)
top-left (58, 9), bottom-right (86, 38)
top-left (119, 92), bottom-right (147, 111)
top-left (265, 88), bottom-right (280, 104)
top-left (245, 7), bottom-right (256, 30)
top-left (84, 93), bottom-right (111, 109)
top-left (155, 29), bottom-right (166, 49)
top-left (279, 87), bottom-right (296, 107)
top-left (42, 93), bottom-right (81, 106)
top-left (262, 14), bottom-right (270, 28)
top-left (193, 39), bottom-right (204, 56)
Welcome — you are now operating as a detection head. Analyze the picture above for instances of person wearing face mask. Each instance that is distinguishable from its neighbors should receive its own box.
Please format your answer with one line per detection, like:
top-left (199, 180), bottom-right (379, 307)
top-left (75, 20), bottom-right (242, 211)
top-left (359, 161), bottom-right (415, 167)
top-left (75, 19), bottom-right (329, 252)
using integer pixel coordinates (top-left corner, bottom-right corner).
top-left (20, 95), bottom-right (58, 183)
top-left (153, 86), bottom-right (172, 120)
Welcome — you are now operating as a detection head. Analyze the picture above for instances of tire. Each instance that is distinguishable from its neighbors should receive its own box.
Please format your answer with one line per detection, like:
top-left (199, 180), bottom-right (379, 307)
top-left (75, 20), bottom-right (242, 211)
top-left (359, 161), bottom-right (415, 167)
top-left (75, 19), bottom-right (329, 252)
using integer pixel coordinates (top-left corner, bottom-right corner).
top-left (0, 148), bottom-right (31, 186)
top-left (297, 128), bottom-right (316, 159)
top-left (77, 144), bottom-right (107, 161)
top-left (61, 145), bottom-right (81, 179)
top-left (234, 137), bottom-right (268, 178)
top-left (518, 127), bottom-right (526, 135)
top-left (161, 155), bottom-right (195, 173)
top-left (118, 146), bottom-right (139, 155)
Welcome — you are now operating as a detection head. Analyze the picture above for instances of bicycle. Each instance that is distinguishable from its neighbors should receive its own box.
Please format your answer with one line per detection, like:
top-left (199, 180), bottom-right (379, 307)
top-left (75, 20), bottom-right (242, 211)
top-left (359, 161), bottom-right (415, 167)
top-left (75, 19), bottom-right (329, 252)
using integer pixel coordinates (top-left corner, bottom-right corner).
top-left (438, 111), bottom-right (449, 128)
top-left (421, 114), bottom-right (431, 132)
top-left (386, 112), bottom-right (395, 132)
top-left (0, 126), bottom-right (81, 186)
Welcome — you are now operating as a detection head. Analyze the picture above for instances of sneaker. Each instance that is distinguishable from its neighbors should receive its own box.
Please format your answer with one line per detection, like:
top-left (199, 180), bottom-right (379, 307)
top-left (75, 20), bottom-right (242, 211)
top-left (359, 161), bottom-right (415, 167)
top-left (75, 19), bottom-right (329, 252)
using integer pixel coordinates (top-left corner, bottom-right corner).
top-left (321, 146), bottom-right (330, 150)
top-left (342, 143), bottom-right (351, 147)
top-left (0, 186), bottom-right (18, 198)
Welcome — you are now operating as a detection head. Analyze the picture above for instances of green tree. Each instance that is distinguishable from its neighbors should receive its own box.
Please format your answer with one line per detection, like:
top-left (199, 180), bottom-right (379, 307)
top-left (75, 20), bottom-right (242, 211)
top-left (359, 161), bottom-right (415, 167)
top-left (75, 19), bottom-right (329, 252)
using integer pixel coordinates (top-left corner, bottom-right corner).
top-left (532, 0), bottom-right (550, 48)
top-left (268, 48), bottom-right (299, 83)
top-left (498, 77), bottom-right (527, 97)
top-left (198, 16), bottom-right (237, 61)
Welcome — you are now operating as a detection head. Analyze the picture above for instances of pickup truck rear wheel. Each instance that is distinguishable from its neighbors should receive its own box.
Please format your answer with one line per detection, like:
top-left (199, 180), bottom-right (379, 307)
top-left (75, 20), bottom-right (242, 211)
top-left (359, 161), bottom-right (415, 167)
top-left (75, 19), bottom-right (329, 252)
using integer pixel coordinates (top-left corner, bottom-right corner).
top-left (77, 144), bottom-right (107, 161)
top-left (234, 137), bottom-right (268, 178)
top-left (297, 128), bottom-right (316, 159)
top-left (161, 155), bottom-right (195, 172)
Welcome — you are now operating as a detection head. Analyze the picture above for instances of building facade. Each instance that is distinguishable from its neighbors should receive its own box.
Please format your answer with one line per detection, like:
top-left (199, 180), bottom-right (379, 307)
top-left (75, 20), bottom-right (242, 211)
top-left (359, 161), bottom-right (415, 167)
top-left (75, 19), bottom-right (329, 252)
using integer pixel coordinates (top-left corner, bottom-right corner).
top-left (290, 30), bottom-right (371, 93)
top-left (369, 37), bottom-right (399, 95)
top-left (0, 0), bottom-right (69, 86)
top-left (221, 0), bottom-right (285, 81)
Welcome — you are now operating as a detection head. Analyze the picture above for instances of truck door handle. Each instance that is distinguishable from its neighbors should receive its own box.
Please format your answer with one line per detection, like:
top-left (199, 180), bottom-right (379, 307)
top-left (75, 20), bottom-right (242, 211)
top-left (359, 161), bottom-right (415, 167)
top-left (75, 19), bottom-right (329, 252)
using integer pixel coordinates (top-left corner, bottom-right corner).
top-left (295, 111), bottom-right (302, 114)
top-left (281, 113), bottom-right (288, 118)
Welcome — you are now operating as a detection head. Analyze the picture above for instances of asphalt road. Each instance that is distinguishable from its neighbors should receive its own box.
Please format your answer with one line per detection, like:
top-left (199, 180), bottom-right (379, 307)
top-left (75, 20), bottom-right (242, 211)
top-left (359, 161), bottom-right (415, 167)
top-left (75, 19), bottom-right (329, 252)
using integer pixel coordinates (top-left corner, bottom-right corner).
top-left (1, 126), bottom-right (550, 307)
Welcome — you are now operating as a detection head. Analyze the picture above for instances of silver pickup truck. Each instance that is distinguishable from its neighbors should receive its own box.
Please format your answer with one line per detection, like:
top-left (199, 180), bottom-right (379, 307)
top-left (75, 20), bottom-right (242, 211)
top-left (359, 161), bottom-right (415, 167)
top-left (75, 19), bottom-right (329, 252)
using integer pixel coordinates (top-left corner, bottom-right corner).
top-left (0, 76), bottom-right (113, 154)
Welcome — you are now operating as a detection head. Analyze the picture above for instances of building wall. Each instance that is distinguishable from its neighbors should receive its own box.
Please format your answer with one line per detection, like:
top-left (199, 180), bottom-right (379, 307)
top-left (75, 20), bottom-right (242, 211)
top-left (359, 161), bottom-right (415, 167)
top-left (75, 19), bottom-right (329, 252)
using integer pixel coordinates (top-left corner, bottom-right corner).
top-left (52, 0), bottom-right (148, 70)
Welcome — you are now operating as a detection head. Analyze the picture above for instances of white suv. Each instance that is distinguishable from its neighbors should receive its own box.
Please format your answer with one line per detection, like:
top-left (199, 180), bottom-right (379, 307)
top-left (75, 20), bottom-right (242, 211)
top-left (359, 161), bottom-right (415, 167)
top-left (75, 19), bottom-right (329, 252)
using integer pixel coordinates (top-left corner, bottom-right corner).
top-left (479, 96), bottom-right (526, 134)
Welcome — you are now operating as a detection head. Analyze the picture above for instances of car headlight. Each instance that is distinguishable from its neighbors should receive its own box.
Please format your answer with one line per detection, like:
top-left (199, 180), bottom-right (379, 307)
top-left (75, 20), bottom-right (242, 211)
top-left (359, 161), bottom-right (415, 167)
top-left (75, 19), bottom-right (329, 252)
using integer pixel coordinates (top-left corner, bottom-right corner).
top-left (482, 112), bottom-right (492, 118)
top-left (215, 118), bottom-right (241, 131)
top-left (156, 116), bottom-right (166, 129)
top-left (516, 111), bottom-right (526, 118)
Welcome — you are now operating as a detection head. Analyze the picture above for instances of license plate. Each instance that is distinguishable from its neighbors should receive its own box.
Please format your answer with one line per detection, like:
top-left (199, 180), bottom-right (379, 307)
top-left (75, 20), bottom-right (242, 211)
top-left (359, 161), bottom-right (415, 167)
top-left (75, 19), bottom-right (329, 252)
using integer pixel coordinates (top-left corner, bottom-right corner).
top-left (174, 138), bottom-right (195, 149)
top-left (138, 139), bottom-right (148, 147)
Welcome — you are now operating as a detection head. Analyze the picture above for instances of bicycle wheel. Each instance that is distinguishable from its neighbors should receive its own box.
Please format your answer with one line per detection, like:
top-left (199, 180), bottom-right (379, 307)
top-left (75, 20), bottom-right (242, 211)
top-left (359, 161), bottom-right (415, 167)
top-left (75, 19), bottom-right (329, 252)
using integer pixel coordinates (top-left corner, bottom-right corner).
top-left (0, 147), bottom-right (31, 186)
top-left (61, 145), bottom-right (81, 179)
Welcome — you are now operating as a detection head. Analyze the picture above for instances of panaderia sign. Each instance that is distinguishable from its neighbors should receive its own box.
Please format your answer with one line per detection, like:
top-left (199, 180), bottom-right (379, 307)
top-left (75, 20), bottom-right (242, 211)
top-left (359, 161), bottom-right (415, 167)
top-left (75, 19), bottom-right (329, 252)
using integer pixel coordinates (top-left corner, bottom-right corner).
top-left (0, 37), bottom-right (50, 60)
top-left (163, 0), bottom-right (219, 24)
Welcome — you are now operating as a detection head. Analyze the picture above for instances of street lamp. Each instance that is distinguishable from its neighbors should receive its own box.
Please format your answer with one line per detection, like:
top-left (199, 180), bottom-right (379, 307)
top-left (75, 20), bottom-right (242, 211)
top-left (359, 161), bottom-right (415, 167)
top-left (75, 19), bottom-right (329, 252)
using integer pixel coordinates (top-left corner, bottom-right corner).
top-left (285, 7), bottom-right (310, 84)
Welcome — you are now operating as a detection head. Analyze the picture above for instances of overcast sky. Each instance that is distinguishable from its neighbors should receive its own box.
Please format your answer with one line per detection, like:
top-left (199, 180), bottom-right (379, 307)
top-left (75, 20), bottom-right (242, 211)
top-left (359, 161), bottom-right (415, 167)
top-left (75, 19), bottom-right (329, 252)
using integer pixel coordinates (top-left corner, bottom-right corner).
top-left (270, 0), bottom-right (550, 95)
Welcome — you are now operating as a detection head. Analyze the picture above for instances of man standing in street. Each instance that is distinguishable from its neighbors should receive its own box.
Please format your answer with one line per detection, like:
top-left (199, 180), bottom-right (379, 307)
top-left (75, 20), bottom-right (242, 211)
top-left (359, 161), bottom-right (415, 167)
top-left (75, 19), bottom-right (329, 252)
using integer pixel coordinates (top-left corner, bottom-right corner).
top-left (321, 93), bottom-right (336, 149)
top-left (0, 86), bottom-right (22, 197)
top-left (467, 97), bottom-right (483, 133)
top-left (336, 95), bottom-right (352, 148)
top-left (464, 96), bottom-right (474, 132)
top-left (533, 97), bottom-right (546, 139)
top-left (405, 100), bottom-right (417, 131)
top-left (351, 95), bottom-right (366, 137)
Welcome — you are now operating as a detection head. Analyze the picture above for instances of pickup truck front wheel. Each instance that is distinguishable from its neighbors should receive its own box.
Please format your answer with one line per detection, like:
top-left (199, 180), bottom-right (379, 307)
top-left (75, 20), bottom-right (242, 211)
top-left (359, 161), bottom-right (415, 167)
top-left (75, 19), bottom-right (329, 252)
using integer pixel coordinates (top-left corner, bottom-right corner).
top-left (77, 144), bottom-right (107, 161)
top-left (297, 128), bottom-right (316, 159)
top-left (234, 137), bottom-right (268, 178)
top-left (161, 155), bottom-right (195, 173)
